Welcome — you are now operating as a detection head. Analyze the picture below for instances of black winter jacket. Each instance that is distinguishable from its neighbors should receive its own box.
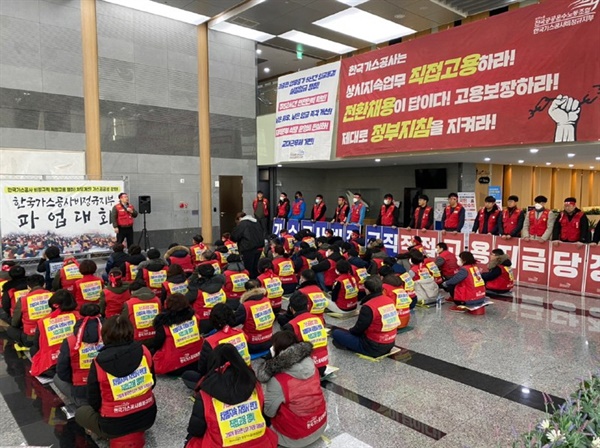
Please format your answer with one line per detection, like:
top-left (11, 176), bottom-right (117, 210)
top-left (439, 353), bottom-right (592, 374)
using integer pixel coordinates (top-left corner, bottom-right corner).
top-left (147, 307), bottom-right (195, 352)
top-left (56, 316), bottom-right (103, 384)
top-left (230, 216), bottom-right (264, 252)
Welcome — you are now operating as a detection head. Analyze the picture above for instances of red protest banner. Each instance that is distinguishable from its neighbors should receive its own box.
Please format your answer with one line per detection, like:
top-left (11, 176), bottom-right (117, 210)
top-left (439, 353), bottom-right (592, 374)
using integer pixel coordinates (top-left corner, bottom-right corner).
top-left (584, 244), bottom-right (600, 297)
top-left (399, 228), bottom-right (419, 252)
top-left (468, 233), bottom-right (494, 272)
top-left (518, 239), bottom-right (550, 286)
top-left (336, 0), bottom-right (599, 157)
top-left (547, 242), bottom-right (586, 292)
top-left (440, 232), bottom-right (465, 256)
top-left (417, 229), bottom-right (439, 255)
top-left (495, 237), bottom-right (520, 282)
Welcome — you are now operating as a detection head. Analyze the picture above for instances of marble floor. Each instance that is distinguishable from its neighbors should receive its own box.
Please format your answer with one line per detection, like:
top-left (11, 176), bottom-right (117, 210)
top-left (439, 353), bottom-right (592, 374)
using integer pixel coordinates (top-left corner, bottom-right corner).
top-left (0, 284), bottom-right (598, 448)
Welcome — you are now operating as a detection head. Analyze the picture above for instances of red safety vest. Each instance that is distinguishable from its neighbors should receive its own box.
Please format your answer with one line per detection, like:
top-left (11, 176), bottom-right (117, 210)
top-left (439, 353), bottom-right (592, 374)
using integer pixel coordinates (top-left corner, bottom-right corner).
top-left (142, 268), bottom-right (168, 295)
top-left (486, 265), bottom-right (514, 291)
top-left (398, 272), bottom-right (417, 299)
top-left (74, 275), bottom-right (104, 310)
top-left (124, 262), bottom-right (139, 282)
top-left (298, 284), bottom-right (328, 316)
top-left (66, 317), bottom-right (103, 386)
top-left (271, 371), bottom-right (327, 440)
top-left (438, 251), bottom-right (460, 278)
top-left (443, 204), bottom-right (463, 230)
top-left (288, 314), bottom-right (329, 369)
top-left (299, 256), bottom-right (319, 272)
top-left (30, 309), bottom-right (79, 376)
top-left (501, 208), bottom-right (523, 235)
top-left (153, 316), bottom-right (203, 375)
top-left (115, 203), bottom-right (134, 227)
top-left (252, 198), bottom-right (269, 217)
top-left (20, 289), bottom-right (52, 336)
top-left (333, 274), bottom-right (358, 310)
top-left (363, 295), bottom-right (400, 344)
top-left (277, 201), bottom-right (289, 218)
top-left (528, 209), bottom-right (550, 237)
top-left (335, 203), bottom-right (349, 222)
top-left (162, 280), bottom-right (189, 298)
top-left (413, 206), bottom-right (433, 230)
top-left (454, 266), bottom-right (486, 302)
top-left (104, 288), bottom-right (131, 318)
top-left (382, 284), bottom-right (411, 328)
top-left (190, 243), bottom-right (208, 264)
top-left (205, 326), bottom-right (251, 365)
top-left (273, 258), bottom-right (297, 285)
top-left (223, 270), bottom-right (250, 300)
top-left (95, 346), bottom-right (155, 418)
top-left (323, 259), bottom-right (338, 288)
top-left (223, 239), bottom-right (238, 254)
top-left (379, 204), bottom-right (396, 226)
top-left (169, 255), bottom-right (195, 274)
top-left (424, 258), bottom-right (443, 284)
top-left (350, 202), bottom-right (364, 223)
top-left (9, 288), bottom-right (28, 315)
top-left (241, 297), bottom-right (275, 344)
top-left (197, 260), bottom-right (222, 275)
top-left (281, 235), bottom-right (296, 254)
top-left (187, 386), bottom-right (277, 448)
top-left (126, 296), bottom-right (161, 341)
top-left (59, 261), bottom-right (83, 293)
top-left (476, 208), bottom-right (500, 233)
top-left (559, 211), bottom-right (585, 242)
top-left (291, 199), bottom-right (304, 217)
top-left (410, 263), bottom-right (434, 282)
top-left (193, 289), bottom-right (227, 321)
top-left (312, 202), bottom-right (326, 221)
top-left (257, 271), bottom-right (284, 310)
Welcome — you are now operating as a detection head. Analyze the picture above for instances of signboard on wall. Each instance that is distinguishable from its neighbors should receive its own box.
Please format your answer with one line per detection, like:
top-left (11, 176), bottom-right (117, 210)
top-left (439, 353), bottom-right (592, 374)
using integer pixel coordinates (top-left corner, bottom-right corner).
top-left (275, 61), bottom-right (341, 162)
top-left (458, 192), bottom-right (477, 233)
top-left (336, 0), bottom-right (600, 157)
top-left (1, 181), bottom-right (123, 259)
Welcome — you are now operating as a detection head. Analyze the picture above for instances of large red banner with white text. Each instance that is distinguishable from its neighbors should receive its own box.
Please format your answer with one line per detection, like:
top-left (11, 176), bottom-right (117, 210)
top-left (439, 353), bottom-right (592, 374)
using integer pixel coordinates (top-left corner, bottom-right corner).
top-left (518, 239), bottom-right (551, 287)
top-left (336, 0), bottom-right (600, 157)
top-left (584, 244), bottom-right (600, 297)
top-left (548, 242), bottom-right (587, 292)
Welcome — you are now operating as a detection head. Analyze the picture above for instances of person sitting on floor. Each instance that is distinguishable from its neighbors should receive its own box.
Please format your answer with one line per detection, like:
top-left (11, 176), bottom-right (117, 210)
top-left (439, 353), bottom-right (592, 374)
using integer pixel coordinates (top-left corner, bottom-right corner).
top-left (331, 276), bottom-right (400, 358)
top-left (257, 258), bottom-right (284, 314)
top-left (122, 245), bottom-right (146, 282)
top-left (187, 264), bottom-right (226, 334)
top-left (8, 274), bottom-right (52, 347)
top-left (271, 244), bottom-right (298, 295)
top-left (54, 303), bottom-right (103, 407)
top-left (160, 264), bottom-right (189, 306)
top-left (165, 243), bottom-right (195, 276)
top-left (103, 244), bottom-right (129, 282)
top-left (122, 279), bottom-right (162, 344)
top-left (441, 251), bottom-right (487, 312)
top-left (409, 250), bottom-right (440, 306)
top-left (137, 249), bottom-right (169, 297)
top-left (184, 343), bottom-right (278, 448)
top-left (327, 260), bottom-right (359, 314)
top-left (102, 268), bottom-right (131, 318)
top-left (222, 254), bottom-right (250, 307)
top-left (233, 283), bottom-right (275, 355)
top-left (36, 245), bottom-right (63, 290)
top-left (433, 242), bottom-right (460, 281)
top-left (75, 315), bottom-right (157, 441)
top-left (256, 331), bottom-right (327, 448)
top-left (482, 249), bottom-right (514, 296)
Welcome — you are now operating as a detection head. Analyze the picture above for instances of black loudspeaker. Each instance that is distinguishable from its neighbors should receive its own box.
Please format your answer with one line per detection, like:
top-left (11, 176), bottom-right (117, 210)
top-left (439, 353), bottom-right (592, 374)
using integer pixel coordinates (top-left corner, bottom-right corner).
top-left (138, 195), bottom-right (152, 214)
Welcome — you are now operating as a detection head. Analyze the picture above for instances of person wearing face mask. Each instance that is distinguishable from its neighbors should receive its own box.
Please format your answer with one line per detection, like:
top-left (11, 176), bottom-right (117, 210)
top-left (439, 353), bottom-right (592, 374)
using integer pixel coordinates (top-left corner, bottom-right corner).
top-left (331, 196), bottom-right (350, 224)
top-left (441, 193), bottom-right (465, 233)
top-left (498, 195), bottom-right (525, 239)
top-left (433, 243), bottom-right (460, 280)
top-left (552, 197), bottom-right (590, 244)
top-left (276, 193), bottom-right (291, 219)
top-left (441, 251), bottom-right (486, 311)
top-left (288, 191), bottom-right (306, 221)
top-left (311, 195), bottom-right (327, 222)
top-left (482, 249), bottom-right (514, 296)
top-left (472, 196), bottom-right (500, 235)
top-left (349, 193), bottom-right (366, 226)
top-left (327, 259), bottom-right (359, 313)
top-left (376, 194), bottom-right (399, 227)
top-left (522, 196), bottom-right (556, 241)
top-left (407, 195), bottom-right (434, 230)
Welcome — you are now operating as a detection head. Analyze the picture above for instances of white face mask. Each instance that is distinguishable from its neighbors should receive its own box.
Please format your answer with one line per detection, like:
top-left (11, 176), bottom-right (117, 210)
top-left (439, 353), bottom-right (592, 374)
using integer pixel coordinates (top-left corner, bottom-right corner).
top-left (353, 198), bottom-right (358, 203)
top-left (457, 259), bottom-right (463, 266)
top-left (384, 199), bottom-right (391, 205)
top-left (279, 196), bottom-right (285, 201)
top-left (534, 203), bottom-right (543, 211)
top-left (315, 199), bottom-right (321, 204)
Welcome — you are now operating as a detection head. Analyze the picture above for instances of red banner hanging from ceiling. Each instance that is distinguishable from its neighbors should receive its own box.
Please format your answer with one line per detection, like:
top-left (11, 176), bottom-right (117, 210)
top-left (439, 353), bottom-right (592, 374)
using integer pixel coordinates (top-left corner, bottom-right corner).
top-left (336, 0), bottom-right (600, 157)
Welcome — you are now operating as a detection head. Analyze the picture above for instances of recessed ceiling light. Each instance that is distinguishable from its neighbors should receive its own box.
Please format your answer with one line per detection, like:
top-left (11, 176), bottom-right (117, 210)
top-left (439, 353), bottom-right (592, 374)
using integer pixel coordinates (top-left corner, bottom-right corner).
top-left (264, 67), bottom-right (270, 73)
top-left (518, 160), bottom-right (524, 164)
top-left (103, 0), bottom-right (209, 24)
top-left (567, 153), bottom-right (575, 158)
top-left (568, 164), bottom-right (574, 168)
top-left (596, 157), bottom-right (600, 161)
top-left (314, 8), bottom-right (416, 44)
top-left (591, 166), bottom-right (596, 169)
top-left (484, 157), bottom-right (491, 162)
top-left (256, 49), bottom-right (262, 54)
top-left (210, 21), bottom-right (275, 42)
top-left (277, 164), bottom-right (282, 167)
top-left (279, 30), bottom-right (356, 54)
top-left (336, 0), bottom-right (369, 6)
top-left (546, 162), bottom-right (551, 165)
top-left (394, 13), bottom-right (406, 19)
top-left (375, 158), bottom-right (381, 162)
top-left (530, 148), bottom-right (539, 153)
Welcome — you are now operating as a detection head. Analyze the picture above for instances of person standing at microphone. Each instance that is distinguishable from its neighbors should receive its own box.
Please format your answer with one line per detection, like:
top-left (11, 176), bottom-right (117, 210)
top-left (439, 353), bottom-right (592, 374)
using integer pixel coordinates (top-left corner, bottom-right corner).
top-left (111, 193), bottom-right (138, 248)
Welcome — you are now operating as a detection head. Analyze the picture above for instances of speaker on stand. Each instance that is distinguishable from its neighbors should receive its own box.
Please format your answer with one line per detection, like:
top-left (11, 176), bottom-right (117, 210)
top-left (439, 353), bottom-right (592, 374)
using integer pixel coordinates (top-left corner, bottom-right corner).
top-left (137, 196), bottom-right (151, 250)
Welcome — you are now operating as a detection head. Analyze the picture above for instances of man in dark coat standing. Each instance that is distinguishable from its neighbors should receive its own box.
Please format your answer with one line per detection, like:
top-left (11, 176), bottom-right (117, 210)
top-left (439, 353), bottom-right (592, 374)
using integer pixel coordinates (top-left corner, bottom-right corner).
top-left (230, 212), bottom-right (264, 279)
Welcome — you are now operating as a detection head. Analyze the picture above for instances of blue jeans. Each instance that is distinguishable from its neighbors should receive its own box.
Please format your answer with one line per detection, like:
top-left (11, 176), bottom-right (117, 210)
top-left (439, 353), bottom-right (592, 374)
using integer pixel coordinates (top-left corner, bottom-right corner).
top-left (332, 329), bottom-right (369, 355)
top-left (315, 271), bottom-right (327, 291)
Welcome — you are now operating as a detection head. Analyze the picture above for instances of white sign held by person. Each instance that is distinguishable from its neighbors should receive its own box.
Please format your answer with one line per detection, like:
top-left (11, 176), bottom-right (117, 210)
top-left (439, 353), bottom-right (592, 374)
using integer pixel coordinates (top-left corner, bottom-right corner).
top-left (1, 181), bottom-right (124, 259)
top-left (275, 61), bottom-right (341, 162)
top-left (458, 192), bottom-right (477, 234)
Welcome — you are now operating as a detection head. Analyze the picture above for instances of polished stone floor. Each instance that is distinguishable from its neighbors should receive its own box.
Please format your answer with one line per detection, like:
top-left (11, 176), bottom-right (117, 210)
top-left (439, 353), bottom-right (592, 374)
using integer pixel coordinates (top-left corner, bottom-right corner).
top-left (1, 284), bottom-right (598, 448)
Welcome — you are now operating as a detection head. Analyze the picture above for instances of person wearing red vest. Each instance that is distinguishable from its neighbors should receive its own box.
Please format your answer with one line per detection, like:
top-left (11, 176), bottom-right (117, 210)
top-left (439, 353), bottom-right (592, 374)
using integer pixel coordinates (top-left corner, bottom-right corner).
top-left (160, 264), bottom-right (189, 306)
top-left (271, 245), bottom-right (298, 294)
top-left (282, 292), bottom-right (329, 377)
top-left (75, 315), bottom-right (157, 440)
top-left (221, 233), bottom-right (239, 255)
top-left (55, 303), bottom-right (103, 407)
top-left (376, 194), bottom-right (399, 227)
top-left (279, 229), bottom-right (297, 256)
top-left (332, 276), bottom-right (400, 357)
top-left (185, 343), bottom-right (278, 448)
top-left (234, 286), bottom-right (275, 353)
top-left (188, 264), bottom-right (227, 334)
top-left (30, 290), bottom-right (80, 377)
top-left (52, 257), bottom-right (82, 294)
top-left (253, 190), bottom-right (270, 238)
top-left (331, 196), bottom-right (350, 224)
top-left (0, 261), bottom-right (18, 324)
top-left (222, 254), bottom-right (250, 304)
top-left (121, 279), bottom-right (161, 343)
top-left (407, 194), bottom-right (434, 230)
top-left (472, 196), bottom-right (501, 234)
top-left (482, 249), bottom-right (514, 295)
top-left (8, 274), bottom-right (52, 347)
top-left (310, 244), bottom-right (343, 291)
top-left (434, 242), bottom-right (460, 280)
top-left (2, 266), bottom-right (28, 324)
top-left (297, 269), bottom-right (329, 318)
top-left (552, 197), bottom-right (590, 243)
top-left (190, 234), bottom-right (208, 266)
top-left (522, 195), bottom-right (556, 241)
top-left (288, 191), bottom-right (306, 220)
top-left (135, 248), bottom-right (168, 289)
top-left (499, 195), bottom-right (525, 239)
top-left (257, 258), bottom-right (284, 313)
top-left (73, 260), bottom-right (105, 312)
top-left (257, 331), bottom-right (327, 446)
top-left (277, 192), bottom-right (291, 219)
top-left (441, 252), bottom-right (487, 311)
top-left (408, 250), bottom-right (440, 306)
top-left (441, 192), bottom-right (465, 233)
top-left (311, 195), bottom-right (327, 222)
top-left (379, 266), bottom-right (412, 330)
top-left (110, 192), bottom-right (138, 248)
top-left (149, 293), bottom-right (202, 375)
top-left (293, 242), bottom-right (322, 274)
top-left (349, 192), bottom-right (366, 225)
top-left (165, 243), bottom-right (195, 275)
top-left (102, 268), bottom-right (131, 318)
top-left (328, 259), bottom-right (359, 313)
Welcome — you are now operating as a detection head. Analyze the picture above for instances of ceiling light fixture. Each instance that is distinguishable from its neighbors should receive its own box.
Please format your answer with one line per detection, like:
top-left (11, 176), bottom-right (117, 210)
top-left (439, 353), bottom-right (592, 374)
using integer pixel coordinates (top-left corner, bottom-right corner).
top-left (336, 0), bottom-right (369, 6)
top-left (484, 157), bottom-right (491, 162)
top-left (314, 8), bottom-right (416, 44)
top-left (546, 162), bottom-right (551, 165)
top-left (277, 164), bottom-right (282, 167)
top-left (518, 160), bottom-right (524, 164)
top-left (264, 67), bottom-right (270, 73)
top-left (591, 166), bottom-right (596, 169)
top-left (375, 158), bottom-right (381, 162)
top-left (256, 49), bottom-right (262, 54)
top-left (279, 30), bottom-right (356, 54)
top-left (567, 153), bottom-right (575, 158)
top-left (210, 22), bottom-right (274, 42)
top-left (596, 157), bottom-right (600, 161)
top-left (103, 0), bottom-right (209, 24)
top-left (530, 148), bottom-right (539, 153)
top-left (568, 164), bottom-right (574, 168)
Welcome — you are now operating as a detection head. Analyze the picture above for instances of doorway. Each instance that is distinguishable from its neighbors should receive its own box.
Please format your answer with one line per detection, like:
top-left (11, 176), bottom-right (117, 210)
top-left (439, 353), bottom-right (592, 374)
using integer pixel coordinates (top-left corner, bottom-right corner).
top-left (219, 176), bottom-right (243, 235)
